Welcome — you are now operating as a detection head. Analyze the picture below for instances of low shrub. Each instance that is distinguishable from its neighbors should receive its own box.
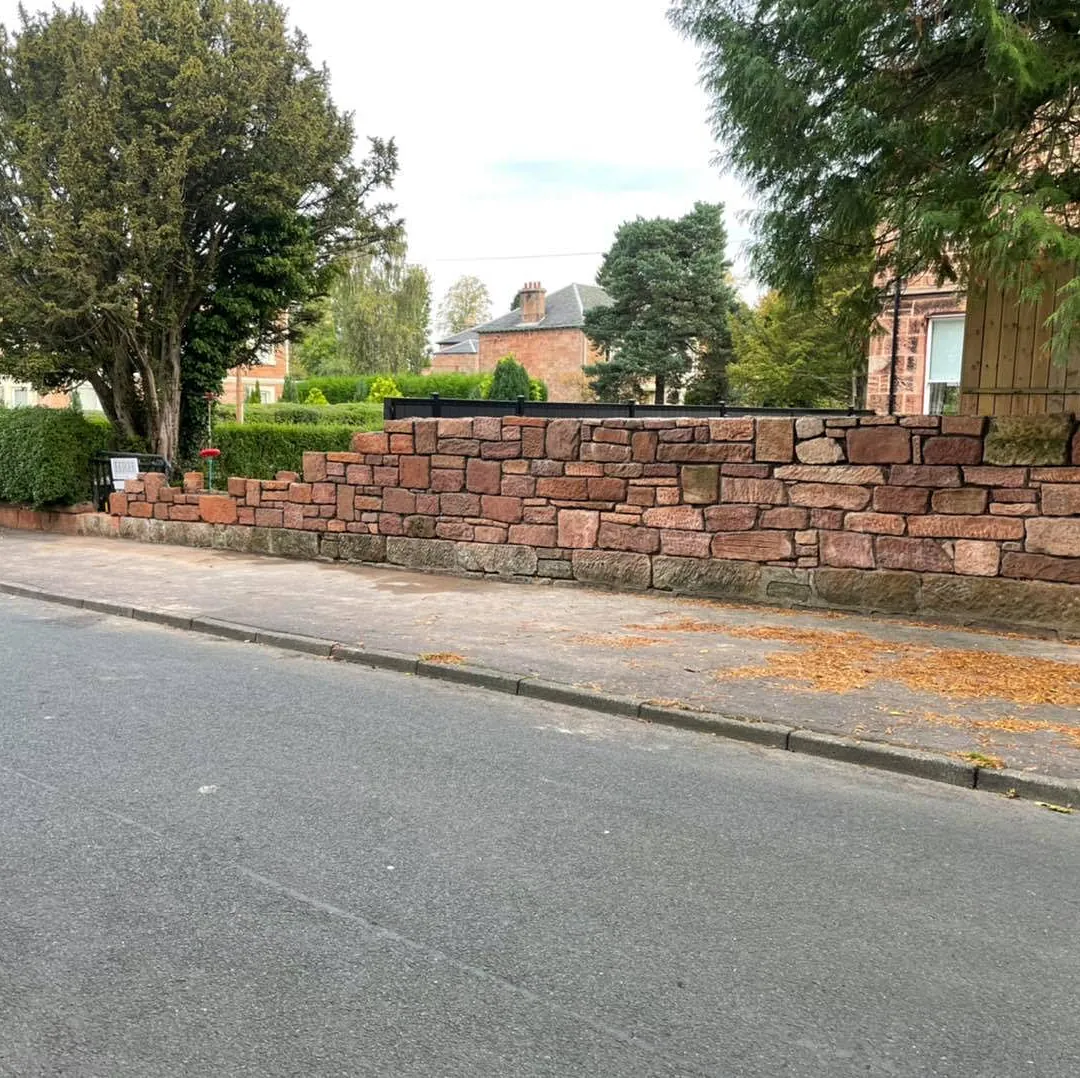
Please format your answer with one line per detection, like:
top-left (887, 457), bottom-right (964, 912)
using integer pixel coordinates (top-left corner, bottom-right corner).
top-left (214, 422), bottom-right (357, 480)
top-left (489, 355), bottom-right (532, 400)
top-left (292, 376), bottom-right (368, 404)
top-left (396, 372), bottom-right (489, 399)
top-left (304, 386), bottom-right (329, 406)
top-left (529, 378), bottom-right (548, 402)
top-left (0, 407), bottom-right (111, 506)
top-left (365, 375), bottom-right (401, 403)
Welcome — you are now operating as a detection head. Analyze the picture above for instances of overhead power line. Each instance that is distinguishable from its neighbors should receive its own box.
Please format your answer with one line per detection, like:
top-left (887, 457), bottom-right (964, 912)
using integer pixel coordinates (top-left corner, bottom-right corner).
top-left (431, 251), bottom-right (603, 263)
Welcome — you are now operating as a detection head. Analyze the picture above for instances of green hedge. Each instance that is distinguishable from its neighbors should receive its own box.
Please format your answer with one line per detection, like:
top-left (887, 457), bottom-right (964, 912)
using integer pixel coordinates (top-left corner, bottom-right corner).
top-left (214, 422), bottom-right (357, 480)
top-left (293, 372), bottom-right (500, 402)
top-left (0, 407), bottom-right (111, 506)
top-left (217, 401), bottom-right (383, 428)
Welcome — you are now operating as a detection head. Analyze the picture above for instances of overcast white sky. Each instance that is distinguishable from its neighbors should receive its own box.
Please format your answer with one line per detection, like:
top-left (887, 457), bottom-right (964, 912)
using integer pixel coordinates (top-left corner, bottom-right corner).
top-left (0, 0), bottom-right (755, 329)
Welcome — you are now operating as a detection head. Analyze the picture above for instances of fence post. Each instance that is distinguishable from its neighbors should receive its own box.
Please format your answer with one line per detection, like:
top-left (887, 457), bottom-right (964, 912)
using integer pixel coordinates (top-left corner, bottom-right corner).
top-left (516, 395), bottom-right (525, 416)
top-left (720, 400), bottom-right (727, 416)
top-left (431, 392), bottom-right (441, 418)
top-left (626, 400), bottom-right (636, 418)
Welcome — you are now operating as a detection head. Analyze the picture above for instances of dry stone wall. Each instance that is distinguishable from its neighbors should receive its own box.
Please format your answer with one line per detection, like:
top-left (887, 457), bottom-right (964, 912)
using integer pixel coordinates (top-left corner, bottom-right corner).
top-left (105, 413), bottom-right (1080, 634)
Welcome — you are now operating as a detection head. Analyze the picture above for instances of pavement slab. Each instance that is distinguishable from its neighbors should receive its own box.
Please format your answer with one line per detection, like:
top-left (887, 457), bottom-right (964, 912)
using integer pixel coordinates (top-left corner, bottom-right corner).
top-left (2, 527), bottom-right (1079, 782)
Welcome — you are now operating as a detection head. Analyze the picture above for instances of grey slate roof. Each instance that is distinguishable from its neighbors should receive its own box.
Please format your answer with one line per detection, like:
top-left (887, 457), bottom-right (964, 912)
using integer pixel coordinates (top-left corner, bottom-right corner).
top-left (434, 334), bottom-right (479, 356)
top-left (473, 283), bottom-right (612, 335)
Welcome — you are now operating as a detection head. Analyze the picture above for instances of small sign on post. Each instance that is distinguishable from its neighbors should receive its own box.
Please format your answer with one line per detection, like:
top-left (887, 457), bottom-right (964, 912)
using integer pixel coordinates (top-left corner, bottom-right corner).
top-left (109, 456), bottom-right (140, 492)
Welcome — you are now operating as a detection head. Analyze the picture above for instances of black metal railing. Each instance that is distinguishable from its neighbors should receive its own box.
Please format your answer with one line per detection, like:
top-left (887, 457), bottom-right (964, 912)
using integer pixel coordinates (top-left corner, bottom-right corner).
top-left (384, 395), bottom-right (870, 422)
top-left (90, 452), bottom-right (169, 511)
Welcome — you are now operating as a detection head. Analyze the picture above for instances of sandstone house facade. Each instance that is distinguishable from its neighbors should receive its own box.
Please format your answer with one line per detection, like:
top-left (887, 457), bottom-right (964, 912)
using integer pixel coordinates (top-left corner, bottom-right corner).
top-left (430, 281), bottom-right (612, 401)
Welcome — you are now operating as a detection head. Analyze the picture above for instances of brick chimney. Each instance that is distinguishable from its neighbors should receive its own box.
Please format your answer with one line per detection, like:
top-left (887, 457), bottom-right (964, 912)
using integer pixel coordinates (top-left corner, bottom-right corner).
top-left (519, 281), bottom-right (546, 324)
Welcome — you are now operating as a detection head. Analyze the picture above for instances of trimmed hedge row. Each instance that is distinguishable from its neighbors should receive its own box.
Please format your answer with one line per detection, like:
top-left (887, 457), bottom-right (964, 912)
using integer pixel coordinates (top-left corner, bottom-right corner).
top-left (291, 373), bottom-right (499, 403)
top-left (0, 408), bottom-right (111, 507)
top-left (214, 422), bottom-right (356, 480)
top-left (217, 401), bottom-right (384, 428)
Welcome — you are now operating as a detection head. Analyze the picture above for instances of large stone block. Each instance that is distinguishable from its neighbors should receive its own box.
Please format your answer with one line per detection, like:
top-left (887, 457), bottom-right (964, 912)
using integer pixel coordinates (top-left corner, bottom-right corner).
top-left (774, 464), bottom-right (885, 485)
top-left (922, 436), bottom-right (983, 465)
top-left (953, 539), bottom-right (1000, 577)
top-left (873, 486), bottom-right (929, 514)
top-left (597, 521), bottom-right (661, 554)
top-left (386, 537), bottom-right (457, 570)
top-left (268, 529), bottom-right (320, 560)
top-left (819, 531), bottom-right (874, 568)
top-left (755, 418), bottom-right (795, 462)
top-left (721, 477), bottom-right (787, 505)
top-left (789, 483), bottom-right (870, 510)
top-left (545, 419), bottom-right (581, 461)
top-left (907, 514), bottom-right (1023, 541)
top-left (681, 464), bottom-right (720, 504)
top-left (198, 495), bottom-right (238, 526)
top-left (1025, 517), bottom-right (1080, 556)
top-left (796, 437), bottom-right (844, 464)
top-left (336, 533), bottom-right (387, 564)
top-left (888, 465), bottom-right (961, 487)
top-left (918, 573), bottom-right (1080, 634)
top-left (641, 505), bottom-right (704, 530)
top-left (557, 509), bottom-right (600, 549)
top-left (931, 488), bottom-right (988, 515)
top-left (571, 550), bottom-right (652, 590)
top-left (1001, 552), bottom-right (1080, 584)
top-left (455, 542), bottom-right (538, 576)
top-left (813, 567), bottom-right (919, 614)
top-left (984, 414), bottom-right (1072, 466)
top-left (651, 555), bottom-right (763, 598)
top-left (846, 426), bottom-right (911, 464)
top-left (711, 531), bottom-right (793, 561)
top-left (1040, 484), bottom-right (1080, 516)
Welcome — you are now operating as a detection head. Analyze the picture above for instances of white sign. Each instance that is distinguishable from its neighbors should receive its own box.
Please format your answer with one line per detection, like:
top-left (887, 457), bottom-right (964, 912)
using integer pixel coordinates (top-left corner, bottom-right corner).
top-left (110, 457), bottom-right (140, 491)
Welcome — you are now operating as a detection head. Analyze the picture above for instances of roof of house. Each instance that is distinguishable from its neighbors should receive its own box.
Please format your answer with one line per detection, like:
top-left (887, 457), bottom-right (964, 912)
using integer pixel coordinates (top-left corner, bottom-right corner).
top-left (433, 331), bottom-right (479, 356)
top-left (473, 283), bottom-right (612, 336)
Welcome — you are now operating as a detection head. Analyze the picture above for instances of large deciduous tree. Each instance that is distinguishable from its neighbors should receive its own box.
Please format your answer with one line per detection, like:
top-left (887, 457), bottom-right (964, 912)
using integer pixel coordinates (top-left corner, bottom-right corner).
top-left (0, 0), bottom-right (397, 463)
top-left (584, 202), bottom-right (737, 404)
top-left (671, 0), bottom-right (1080, 347)
top-left (437, 275), bottom-right (491, 336)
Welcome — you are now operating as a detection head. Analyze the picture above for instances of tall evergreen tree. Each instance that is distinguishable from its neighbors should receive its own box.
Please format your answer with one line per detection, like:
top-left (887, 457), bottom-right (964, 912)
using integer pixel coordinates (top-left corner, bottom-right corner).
top-left (671, 0), bottom-right (1080, 347)
top-left (584, 202), bottom-right (737, 404)
top-left (0, 0), bottom-right (397, 462)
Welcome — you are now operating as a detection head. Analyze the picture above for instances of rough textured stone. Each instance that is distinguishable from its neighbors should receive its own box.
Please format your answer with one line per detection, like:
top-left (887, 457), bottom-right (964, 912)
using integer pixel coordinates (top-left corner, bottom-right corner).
top-left (454, 542), bottom-right (538, 576)
top-left (820, 531), bottom-right (874, 568)
top-left (953, 540), bottom-right (1000, 577)
top-left (267, 529), bottom-right (320, 560)
top-left (844, 512), bottom-right (905, 535)
top-left (659, 530), bottom-right (712, 558)
top-left (759, 507), bottom-right (808, 530)
top-left (796, 437), bottom-right (844, 464)
top-left (681, 464), bottom-right (720, 504)
top-left (888, 465), bottom-right (961, 487)
top-left (571, 550), bottom-right (651, 590)
top-left (872, 486), bottom-right (930, 514)
top-left (984, 414), bottom-right (1071, 466)
top-left (704, 505), bottom-right (758, 531)
top-left (908, 515), bottom-right (1023, 541)
top-left (774, 464), bottom-right (885, 484)
top-left (919, 574), bottom-right (1080, 634)
top-left (399, 455), bottom-right (431, 490)
top-left (651, 555), bottom-right (763, 598)
top-left (545, 419), bottom-right (581, 461)
top-left (598, 521), bottom-right (660, 554)
top-left (962, 466), bottom-right (1027, 487)
top-left (875, 537), bottom-right (953, 573)
top-left (720, 477), bottom-right (787, 505)
top-left (641, 505), bottom-right (704, 530)
top-left (351, 431), bottom-right (389, 455)
top-left (814, 567), bottom-right (920, 614)
top-left (795, 417), bottom-right (825, 439)
top-left (336, 534), bottom-right (387, 563)
top-left (708, 417), bottom-right (754, 441)
top-left (1025, 517), bottom-right (1080, 556)
top-left (198, 496), bottom-right (237, 526)
top-left (557, 509), bottom-right (599, 549)
top-left (941, 416), bottom-right (987, 436)
top-left (711, 531), bottom-right (793, 561)
top-left (1040, 484), bottom-right (1080, 516)
top-left (755, 418), bottom-right (795, 462)
top-left (846, 426), bottom-right (911, 464)
top-left (385, 537), bottom-right (457, 570)
top-left (1001, 552), bottom-right (1080, 584)
top-left (930, 488), bottom-right (989, 515)
top-left (466, 458), bottom-right (502, 495)
top-left (789, 483), bottom-right (870, 510)
top-left (922, 436), bottom-right (983, 465)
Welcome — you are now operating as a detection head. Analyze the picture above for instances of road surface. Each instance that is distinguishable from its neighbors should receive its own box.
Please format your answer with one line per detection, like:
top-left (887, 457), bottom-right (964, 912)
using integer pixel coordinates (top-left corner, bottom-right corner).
top-left (1, 595), bottom-right (1076, 1077)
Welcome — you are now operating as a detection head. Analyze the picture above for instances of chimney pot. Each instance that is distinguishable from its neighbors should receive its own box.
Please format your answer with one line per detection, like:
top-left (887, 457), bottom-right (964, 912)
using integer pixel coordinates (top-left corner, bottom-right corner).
top-left (520, 281), bottom-right (546, 324)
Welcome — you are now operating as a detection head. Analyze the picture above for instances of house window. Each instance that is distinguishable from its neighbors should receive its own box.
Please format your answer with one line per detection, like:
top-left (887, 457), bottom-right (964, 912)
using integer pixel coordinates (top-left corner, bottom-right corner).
top-left (924, 315), bottom-right (964, 415)
top-left (259, 386), bottom-right (275, 404)
top-left (12, 384), bottom-right (30, 407)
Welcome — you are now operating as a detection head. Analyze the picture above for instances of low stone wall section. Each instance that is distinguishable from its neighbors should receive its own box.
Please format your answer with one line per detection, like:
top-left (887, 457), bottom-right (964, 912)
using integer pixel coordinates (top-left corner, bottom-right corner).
top-left (78, 412), bottom-right (1080, 633)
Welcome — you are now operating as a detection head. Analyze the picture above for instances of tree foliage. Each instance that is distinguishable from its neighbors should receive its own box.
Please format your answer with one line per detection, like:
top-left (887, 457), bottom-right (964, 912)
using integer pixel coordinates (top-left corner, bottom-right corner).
top-left (583, 202), bottom-right (738, 403)
top-left (671, 0), bottom-right (1080, 350)
top-left (488, 355), bottom-right (531, 400)
top-left (437, 275), bottom-right (491, 336)
top-left (0, 0), bottom-right (397, 464)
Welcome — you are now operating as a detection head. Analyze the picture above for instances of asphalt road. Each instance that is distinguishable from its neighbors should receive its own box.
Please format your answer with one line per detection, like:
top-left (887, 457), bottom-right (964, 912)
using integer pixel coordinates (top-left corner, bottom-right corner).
top-left (0, 596), bottom-right (1077, 1078)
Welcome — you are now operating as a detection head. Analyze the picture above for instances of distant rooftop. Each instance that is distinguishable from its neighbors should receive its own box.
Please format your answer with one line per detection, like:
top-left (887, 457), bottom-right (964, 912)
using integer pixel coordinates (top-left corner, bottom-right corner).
top-left (473, 283), bottom-right (612, 335)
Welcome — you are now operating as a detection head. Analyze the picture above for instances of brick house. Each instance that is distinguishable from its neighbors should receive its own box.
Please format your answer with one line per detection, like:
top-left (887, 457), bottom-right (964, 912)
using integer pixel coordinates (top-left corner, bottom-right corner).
top-left (218, 340), bottom-right (290, 407)
top-left (429, 281), bottom-right (612, 401)
top-left (866, 271), bottom-right (966, 415)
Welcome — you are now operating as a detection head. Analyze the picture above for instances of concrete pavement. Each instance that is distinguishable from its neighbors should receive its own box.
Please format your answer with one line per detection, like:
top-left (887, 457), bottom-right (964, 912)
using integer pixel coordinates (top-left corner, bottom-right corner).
top-left (1, 596), bottom-right (1077, 1077)
top-left (2, 528), bottom-right (1080, 789)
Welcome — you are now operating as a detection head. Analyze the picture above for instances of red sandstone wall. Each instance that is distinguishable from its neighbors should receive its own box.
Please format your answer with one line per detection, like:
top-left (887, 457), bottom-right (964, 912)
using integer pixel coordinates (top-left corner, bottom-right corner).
top-left (111, 414), bottom-right (1080, 588)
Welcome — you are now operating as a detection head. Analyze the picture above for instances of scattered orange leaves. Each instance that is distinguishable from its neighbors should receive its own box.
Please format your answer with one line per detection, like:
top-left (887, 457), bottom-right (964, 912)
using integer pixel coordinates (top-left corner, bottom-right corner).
top-left (922, 711), bottom-right (1080, 748)
top-left (420, 652), bottom-right (466, 665)
top-left (710, 625), bottom-right (1080, 710)
top-left (570, 634), bottom-right (664, 649)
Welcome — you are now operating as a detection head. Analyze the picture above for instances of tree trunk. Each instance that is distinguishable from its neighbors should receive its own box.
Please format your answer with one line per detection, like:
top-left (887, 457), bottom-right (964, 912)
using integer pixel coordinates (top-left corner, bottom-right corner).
top-left (654, 372), bottom-right (666, 406)
top-left (148, 336), bottom-right (183, 466)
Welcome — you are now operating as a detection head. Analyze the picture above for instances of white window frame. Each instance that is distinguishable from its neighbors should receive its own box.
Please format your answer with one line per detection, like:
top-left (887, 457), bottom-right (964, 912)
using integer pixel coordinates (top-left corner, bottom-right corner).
top-left (923, 314), bottom-right (966, 414)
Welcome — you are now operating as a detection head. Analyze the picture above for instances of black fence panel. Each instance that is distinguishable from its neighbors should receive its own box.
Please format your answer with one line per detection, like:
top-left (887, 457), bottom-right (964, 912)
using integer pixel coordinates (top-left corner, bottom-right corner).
top-left (384, 396), bottom-right (870, 422)
top-left (90, 452), bottom-right (169, 511)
